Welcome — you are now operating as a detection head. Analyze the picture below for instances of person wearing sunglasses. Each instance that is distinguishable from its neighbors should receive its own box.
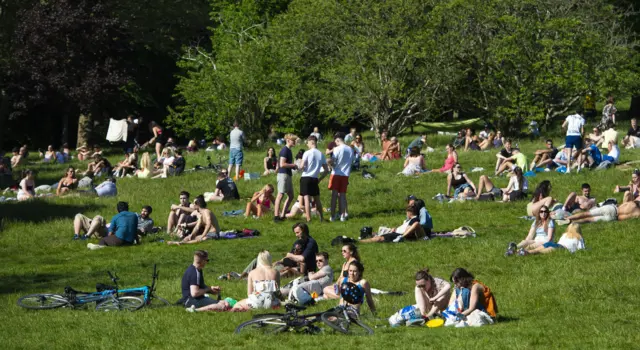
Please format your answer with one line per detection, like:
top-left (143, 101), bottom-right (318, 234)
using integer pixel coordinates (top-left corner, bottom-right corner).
top-left (182, 250), bottom-right (229, 312)
top-left (446, 163), bottom-right (476, 199)
top-left (414, 268), bottom-right (451, 319)
top-left (506, 205), bottom-right (555, 256)
top-left (323, 243), bottom-right (361, 299)
top-left (614, 169), bottom-right (640, 203)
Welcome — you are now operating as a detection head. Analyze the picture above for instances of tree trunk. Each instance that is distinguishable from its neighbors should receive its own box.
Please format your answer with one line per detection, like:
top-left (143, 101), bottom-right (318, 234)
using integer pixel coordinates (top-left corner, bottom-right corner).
top-left (61, 113), bottom-right (69, 146)
top-left (76, 113), bottom-right (91, 148)
top-left (630, 95), bottom-right (640, 119)
top-left (0, 89), bottom-right (8, 151)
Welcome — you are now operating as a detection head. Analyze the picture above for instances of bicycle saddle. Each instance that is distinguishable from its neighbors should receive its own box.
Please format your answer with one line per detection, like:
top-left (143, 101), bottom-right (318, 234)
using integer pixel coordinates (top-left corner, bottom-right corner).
top-left (285, 303), bottom-right (307, 311)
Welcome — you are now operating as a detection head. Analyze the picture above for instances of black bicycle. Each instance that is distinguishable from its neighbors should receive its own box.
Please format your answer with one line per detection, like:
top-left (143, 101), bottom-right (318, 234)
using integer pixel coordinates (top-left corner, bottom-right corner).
top-left (235, 304), bottom-right (373, 335)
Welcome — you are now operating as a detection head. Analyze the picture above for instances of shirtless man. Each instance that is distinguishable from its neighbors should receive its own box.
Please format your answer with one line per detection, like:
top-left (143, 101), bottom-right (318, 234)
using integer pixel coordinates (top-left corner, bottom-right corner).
top-left (167, 191), bottom-right (194, 234)
top-left (10, 148), bottom-right (24, 169)
top-left (562, 183), bottom-right (596, 213)
top-left (168, 195), bottom-right (220, 245)
top-left (566, 200), bottom-right (640, 223)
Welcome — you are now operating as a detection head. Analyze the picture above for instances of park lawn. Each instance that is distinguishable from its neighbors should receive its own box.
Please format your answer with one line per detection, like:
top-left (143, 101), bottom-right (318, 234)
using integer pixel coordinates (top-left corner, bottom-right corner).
top-left (2, 127), bottom-right (640, 349)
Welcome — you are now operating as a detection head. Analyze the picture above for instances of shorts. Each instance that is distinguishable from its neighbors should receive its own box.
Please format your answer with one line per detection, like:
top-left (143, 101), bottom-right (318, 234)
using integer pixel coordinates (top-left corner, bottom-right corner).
top-left (228, 148), bottom-right (244, 165)
top-left (328, 175), bottom-right (349, 193)
top-left (564, 135), bottom-right (583, 150)
top-left (590, 205), bottom-right (618, 222)
top-left (75, 214), bottom-right (107, 237)
top-left (155, 134), bottom-right (165, 146)
top-left (99, 235), bottom-right (133, 247)
top-left (509, 190), bottom-right (525, 202)
top-left (247, 292), bottom-right (279, 309)
top-left (489, 187), bottom-right (503, 198)
top-left (277, 173), bottom-right (293, 193)
top-left (543, 241), bottom-right (565, 249)
top-left (184, 296), bottom-right (218, 308)
top-left (382, 232), bottom-right (418, 242)
top-left (300, 177), bottom-right (320, 196)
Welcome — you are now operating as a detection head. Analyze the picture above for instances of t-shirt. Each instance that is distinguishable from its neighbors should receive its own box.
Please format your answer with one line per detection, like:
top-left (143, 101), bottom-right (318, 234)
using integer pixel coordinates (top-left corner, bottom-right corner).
top-left (565, 114), bottom-right (585, 136)
top-left (293, 236), bottom-right (319, 272)
top-left (508, 175), bottom-right (528, 192)
top-left (172, 156), bottom-right (186, 174)
top-left (558, 234), bottom-right (586, 253)
top-left (479, 130), bottom-right (489, 140)
top-left (396, 217), bottom-right (419, 234)
top-left (407, 137), bottom-right (424, 150)
top-left (331, 144), bottom-right (354, 177)
top-left (531, 220), bottom-right (555, 242)
top-left (278, 146), bottom-right (294, 176)
top-left (627, 127), bottom-right (640, 138)
top-left (603, 128), bottom-right (618, 147)
top-left (95, 181), bottom-right (117, 197)
top-left (216, 177), bottom-right (240, 200)
top-left (500, 148), bottom-right (513, 159)
top-left (512, 153), bottom-right (528, 171)
top-left (229, 128), bottom-right (244, 150)
top-left (607, 145), bottom-right (620, 163)
top-left (301, 148), bottom-right (326, 178)
top-left (588, 144), bottom-right (602, 164)
top-left (315, 265), bottom-right (334, 287)
top-left (549, 147), bottom-right (559, 159)
top-left (137, 215), bottom-right (154, 234)
top-left (419, 207), bottom-right (433, 230)
top-left (109, 211), bottom-right (138, 243)
top-left (181, 265), bottom-right (206, 299)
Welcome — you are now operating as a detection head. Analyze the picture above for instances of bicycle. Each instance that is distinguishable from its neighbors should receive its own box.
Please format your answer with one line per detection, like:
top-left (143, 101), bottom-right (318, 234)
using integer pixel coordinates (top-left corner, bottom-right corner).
top-left (234, 304), bottom-right (373, 336)
top-left (185, 155), bottom-right (227, 174)
top-left (112, 264), bottom-right (170, 309)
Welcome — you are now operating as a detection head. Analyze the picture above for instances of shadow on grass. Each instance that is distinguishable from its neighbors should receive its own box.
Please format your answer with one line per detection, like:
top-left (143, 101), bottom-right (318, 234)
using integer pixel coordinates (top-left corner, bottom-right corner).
top-left (0, 269), bottom-right (120, 295)
top-left (496, 315), bottom-right (519, 323)
top-left (0, 201), bottom-right (105, 226)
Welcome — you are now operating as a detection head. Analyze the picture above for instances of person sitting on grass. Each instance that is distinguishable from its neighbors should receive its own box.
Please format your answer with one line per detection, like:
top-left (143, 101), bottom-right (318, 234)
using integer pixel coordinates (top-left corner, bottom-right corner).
top-left (112, 146), bottom-right (139, 177)
top-left (10, 147), bottom-right (25, 169)
top-left (384, 136), bottom-right (401, 160)
top-left (464, 129), bottom-right (480, 151)
top-left (182, 250), bottom-right (229, 312)
top-left (232, 250), bottom-right (281, 311)
top-left (520, 223), bottom-right (586, 255)
top-left (286, 195), bottom-right (318, 219)
top-left (76, 145), bottom-right (91, 161)
top-left (495, 148), bottom-right (528, 176)
top-left (602, 139), bottom-right (620, 165)
top-left (493, 131), bottom-right (505, 148)
top-left (494, 139), bottom-right (513, 174)
top-left (505, 205), bottom-right (554, 256)
top-left (83, 154), bottom-right (112, 177)
top-left (401, 147), bottom-right (428, 176)
top-left (478, 132), bottom-right (495, 150)
top-left (73, 213), bottom-right (107, 240)
top-left (360, 205), bottom-right (426, 243)
top-left (526, 180), bottom-right (555, 217)
top-left (87, 201), bottom-right (137, 250)
top-left (375, 131), bottom-right (391, 159)
top-left (614, 169), bottom-right (640, 203)
top-left (573, 138), bottom-right (602, 171)
top-left (167, 191), bottom-right (193, 234)
top-left (245, 184), bottom-right (275, 218)
top-left (263, 147), bottom-right (279, 175)
top-left (623, 118), bottom-right (640, 149)
top-left (588, 127), bottom-right (604, 148)
top-left (205, 172), bottom-right (240, 202)
top-left (167, 195), bottom-right (220, 245)
top-left (283, 252), bottom-right (334, 302)
top-left (42, 145), bottom-right (56, 163)
top-left (565, 200), bottom-right (640, 224)
top-left (475, 167), bottom-right (528, 202)
top-left (17, 169), bottom-right (36, 201)
top-left (274, 240), bottom-right (306, 278)
top-left (530, 139), bottom-right (559, 170)
top-left (406, 196), bottom-right (433, 235)
top-left (443, 268), bottom-right (495, 327)
top-left (323, 244), bottom-right (361, 300)
top-left (153, 149), bottom-right (185, 178)
top-left (337, 261), bottom-right (376, 316)
top-left (56, 166), bottom-right (78, 196)
top-left (414, 268), bottom-right (451, 319)
top-left (446, 163), bottom-right (476, 199)
top-left (135, 205), bottom-right (154, 243)
top-left (561, 183), bottom-right (596, 214)
top-left (135, 152), bottom-right (152, 179)
top-left (431, 144), bottom-right (458, 173)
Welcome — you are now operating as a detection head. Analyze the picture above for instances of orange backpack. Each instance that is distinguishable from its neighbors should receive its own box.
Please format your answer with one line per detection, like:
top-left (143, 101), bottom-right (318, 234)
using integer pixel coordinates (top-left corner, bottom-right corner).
top-left (474, 280), bottom-right (498, 318)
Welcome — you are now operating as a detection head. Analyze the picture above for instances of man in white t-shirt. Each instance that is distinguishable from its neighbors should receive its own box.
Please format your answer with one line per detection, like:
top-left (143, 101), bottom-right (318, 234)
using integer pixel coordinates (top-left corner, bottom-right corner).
top-left (328, 132), bottom-right (353, 222)
top-left (602, 140), bottom-right (620, 164)
top-left (561, 109), bottom-right (585, 173)
top-left (300, 136), bottom-right (329, 222)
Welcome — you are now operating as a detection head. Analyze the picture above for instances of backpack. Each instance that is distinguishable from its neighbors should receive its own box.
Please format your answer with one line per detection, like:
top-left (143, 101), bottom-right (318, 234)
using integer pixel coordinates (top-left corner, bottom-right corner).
top-left (474, 280), bottom-right (498, 318)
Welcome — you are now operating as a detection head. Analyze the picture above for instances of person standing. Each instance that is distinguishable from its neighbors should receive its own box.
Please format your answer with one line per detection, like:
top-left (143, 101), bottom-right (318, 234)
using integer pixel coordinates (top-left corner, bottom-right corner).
top-left (274, 134), bottom-right (298, 222)
top-left (329, 132), bottom-right (354, 222)
top-left (561, 109), bottom-right (585, 173)
top-left (300, 136), bottom-right (329, 222)
top-left (228, 121), bottom-right (245, 180)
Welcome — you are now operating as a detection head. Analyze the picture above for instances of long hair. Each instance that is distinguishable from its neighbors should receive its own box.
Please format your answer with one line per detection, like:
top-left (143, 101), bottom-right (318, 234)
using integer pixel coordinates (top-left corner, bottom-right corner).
top-left (257, 250), bottom-right (272, 267)
top-left (532, 180), bottom-right (551, 202)
top-left (140, 152), bottom-right (151, 171)
top-left (564, 223), bottom-right (583, 240)
top-left (535, 205), bottom-right (551, 232)
top-left (514, 167), bottom-right (524, 191)
top-left (450, 268), bottom-right (474, 288)
top-left (415, 268), bottom-right (438, 297)
top-left (343, 243), bottom-right (361, 262)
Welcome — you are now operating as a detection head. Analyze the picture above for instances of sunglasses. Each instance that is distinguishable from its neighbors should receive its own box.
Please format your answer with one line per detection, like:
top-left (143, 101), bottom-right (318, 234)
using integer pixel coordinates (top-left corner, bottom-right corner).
top-left (416, 283), bottom-right (427, 289)
top-left (540, 210), bottom-right (549, 214)
top-left (341, 249), bottom-right (349, 253)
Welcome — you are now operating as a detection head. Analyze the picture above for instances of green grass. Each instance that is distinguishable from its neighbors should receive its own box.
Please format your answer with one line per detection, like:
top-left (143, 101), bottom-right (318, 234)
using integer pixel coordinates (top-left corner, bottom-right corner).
top-left (2, 123), bottom-right (640, 349)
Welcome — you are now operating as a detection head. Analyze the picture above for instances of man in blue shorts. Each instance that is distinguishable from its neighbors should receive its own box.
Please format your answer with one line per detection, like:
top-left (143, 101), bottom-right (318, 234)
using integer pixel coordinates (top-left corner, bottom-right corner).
top-left (561, 108), bottom-right (585, 173)
top-left (228, 121), bottom-right (245, 180)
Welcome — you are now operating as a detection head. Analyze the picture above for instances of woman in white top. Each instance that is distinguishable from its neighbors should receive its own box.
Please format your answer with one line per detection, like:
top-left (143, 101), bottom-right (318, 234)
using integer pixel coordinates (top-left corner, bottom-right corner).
top-left (401, 147), bottom-right (427, 176)
top-left (17, 170), bottom-right (36, 201)
top-left (42, 145), bottom-right (56, 163)
top-left (502, 167), bottom-right (528, 202)
top-left (524, 223), bottom-right (585, 255)
top-left (414, 268), bottom-right (451, 319)
top-left (233, 250), bottom-right (281, 310)
top-left (351, 134), bottom-right (365, 155)
top-left (506, 205), bottom-right (554, 256)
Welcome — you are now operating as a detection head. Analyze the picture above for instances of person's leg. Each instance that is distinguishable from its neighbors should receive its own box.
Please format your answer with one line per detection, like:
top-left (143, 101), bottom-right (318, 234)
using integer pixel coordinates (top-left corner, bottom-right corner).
top-left (475, 175), bottom-right (493, 199)
top-left (623, 191), bottom-right (634, 203)
top-left (526, 246), bottom-right (556, 255)
top-left (496, 161), bottom-right (512, 176)
top-left (314, 195), bottom-right (324, 222)
top-left (323, 285), bottom-right (340, 299)
top-left (564, 147), bottom-right (572, 171)
top-left (155, 142), bottom-right (162, 160)
top-left (530, 154), bottom-right (541, 169)
top-left (167, 211), bottom-right (178, 234)
top-left (563, 192), bottom-right (577, 211)
top-left (359, 235), bottom-right (385, 243)
top-left (340, 192), bottom-right (348, 217)
top-left (530, 197), bottom-right (555, 216)
top-left (282, 190), bottom-right (294, 218)
top-left (245, 202), bottom-right (253, 217)
top-left (196, 300), bottom-right (230, 312)
top-left (495, 158), bottom-right (502, 173)
top-left (303, 195), bottom-right (311, 222)
top-left (74, 214), bottom-right (90, 236)
top-left (99, 235), bottom-right (125, 246)
top-left (566, 210), bottom-right (595, 222)
top-left (330, 190), bottom-right (338, 219)
top-left (274, 193), bottom-right (284, 218)
top-left (516, 239), bottom-right (536, 249)
top-left (86, 216), bottom-right (105, 238)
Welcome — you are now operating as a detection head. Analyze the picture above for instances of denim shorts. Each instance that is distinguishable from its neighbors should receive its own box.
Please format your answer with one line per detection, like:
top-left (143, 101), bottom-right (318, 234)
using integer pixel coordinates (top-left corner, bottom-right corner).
top-left (229, 148), bottom-right (243, 165)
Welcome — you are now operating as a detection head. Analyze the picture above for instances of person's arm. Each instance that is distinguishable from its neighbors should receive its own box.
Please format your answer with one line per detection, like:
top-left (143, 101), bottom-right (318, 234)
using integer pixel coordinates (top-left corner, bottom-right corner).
top-left (250, 191), bottom-right (262, 203)
top-left (109, 216), bottom-right (117, 236)
top-left (308, 268), bottom-right (328, 281)
top-left (429, 281), bottom-right (451, 303)
top-left (56, 179), bottom-right (63, 196)
top-left (402, 221), bottom-right (422, 238)
top-left (464, 174), bottom-right (476, 193)
top-left (263, 157), bottom-right (269, 172)
top-left (460, 284), bottom-right (484, 316)
top-left (362, 280), bottom-right (376, 314)
top-left (184, 218), bottom-right (202, 241)
top-left (496, 152), bottom-right (506, 160)
top-left (319, 163), bottom-right (329, 182)
top-left (420, 156), bottom-right (426, 170)
top-left (525, 223), bottom-right (536, 241)
top-left (546, 221), bottom-right (555, 242)
top-left (403, 158), bottom-right (409, 168)
top-left (247, 274), bottom-right (254, 296)
top-left (504, 176), bottom-right (515, 194)
top-left (452, 151), bottom-right (458, 163)
top-left (279, 155), bottom-right (296, 169)
top-left (189, 284), bottom-right (217, 298)
top-left (446, 174), bottom-right (453, 196)
top-left (562, 119), bottom-right (568, 130)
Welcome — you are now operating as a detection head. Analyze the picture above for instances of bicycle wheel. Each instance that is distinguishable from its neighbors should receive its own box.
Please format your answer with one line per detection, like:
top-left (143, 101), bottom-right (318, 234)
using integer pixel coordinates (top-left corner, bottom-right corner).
top-left (235, 314), bottom-right (289, 335)
top-left (96, 296), bottom-right (144, 312)
top-left (17, 294), bottom-right (69, 310)
top-left (321, 312), bottom-right (374, 336)
top-left (147, 294), bottom-right (171, 308)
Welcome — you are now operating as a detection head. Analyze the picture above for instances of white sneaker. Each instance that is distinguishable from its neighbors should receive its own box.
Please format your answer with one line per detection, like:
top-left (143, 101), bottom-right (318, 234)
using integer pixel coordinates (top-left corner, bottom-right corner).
top-left (330, 215), bottom-right (338, 222)
top-left (340, 215), bottom-right (347, 222)
top-left (87, 243), bottom-right (105, 251)
top-left (185, 305), bottom-right (196, 313)
top-left (565, 167), bottom-right (571, 174)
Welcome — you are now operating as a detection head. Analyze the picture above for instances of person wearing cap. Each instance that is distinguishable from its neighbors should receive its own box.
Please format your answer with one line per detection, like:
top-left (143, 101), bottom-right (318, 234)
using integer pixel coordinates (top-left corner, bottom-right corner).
top-left (86, 202), bottom-right (138, 250)
top-left (181, 250), bottom-right (229, 312)
top-left (273, 134), bottom-right (298, 222)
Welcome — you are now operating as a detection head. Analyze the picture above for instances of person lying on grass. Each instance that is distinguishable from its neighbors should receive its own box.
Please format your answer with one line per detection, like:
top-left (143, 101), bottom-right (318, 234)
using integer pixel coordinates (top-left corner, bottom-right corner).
top-left (56, 166), bottom-right (78, 196)
top-left (232, 250), bottom-right (281, 311)
top-left (552, 183), bottom-right (596, 219)
top-left (505, 205), bottom-right (554, 256)
top-left (286, 195), bottom-right (318, 219)
top-left (446, 163), bottom-right (476, 199)
top-left (167, 195), bottom-right (220, 245)
top-left (475, 167), bottom-right (528, 202)
top-left (414, 268), bottom-right (451, 319)
top-left (519, 223), bottom-right (586, 255)
top-left (614, 169), bottom-right (640, 203)
top-left (526, 180), bottom-right (555, 217)
top-left (359, 204), bottom-right (426, 243)
top-left (182, 250), bottom-right (229, 312)
top-left (244, 184), bottom-right (275, 218)
top-left (323, 243), bottom-right (361, 300)
top-left (565, 200), bottom-right (640, 224)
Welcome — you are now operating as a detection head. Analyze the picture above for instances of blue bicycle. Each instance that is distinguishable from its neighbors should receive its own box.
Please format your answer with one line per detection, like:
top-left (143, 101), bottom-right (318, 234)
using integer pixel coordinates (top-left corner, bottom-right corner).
top-left (17, 265), bottom-right (168, 311)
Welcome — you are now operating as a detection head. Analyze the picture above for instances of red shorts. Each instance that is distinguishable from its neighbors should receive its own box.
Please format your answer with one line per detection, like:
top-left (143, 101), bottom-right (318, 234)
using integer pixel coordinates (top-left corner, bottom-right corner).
top-left (328, 175), bottom-right (349, 193)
